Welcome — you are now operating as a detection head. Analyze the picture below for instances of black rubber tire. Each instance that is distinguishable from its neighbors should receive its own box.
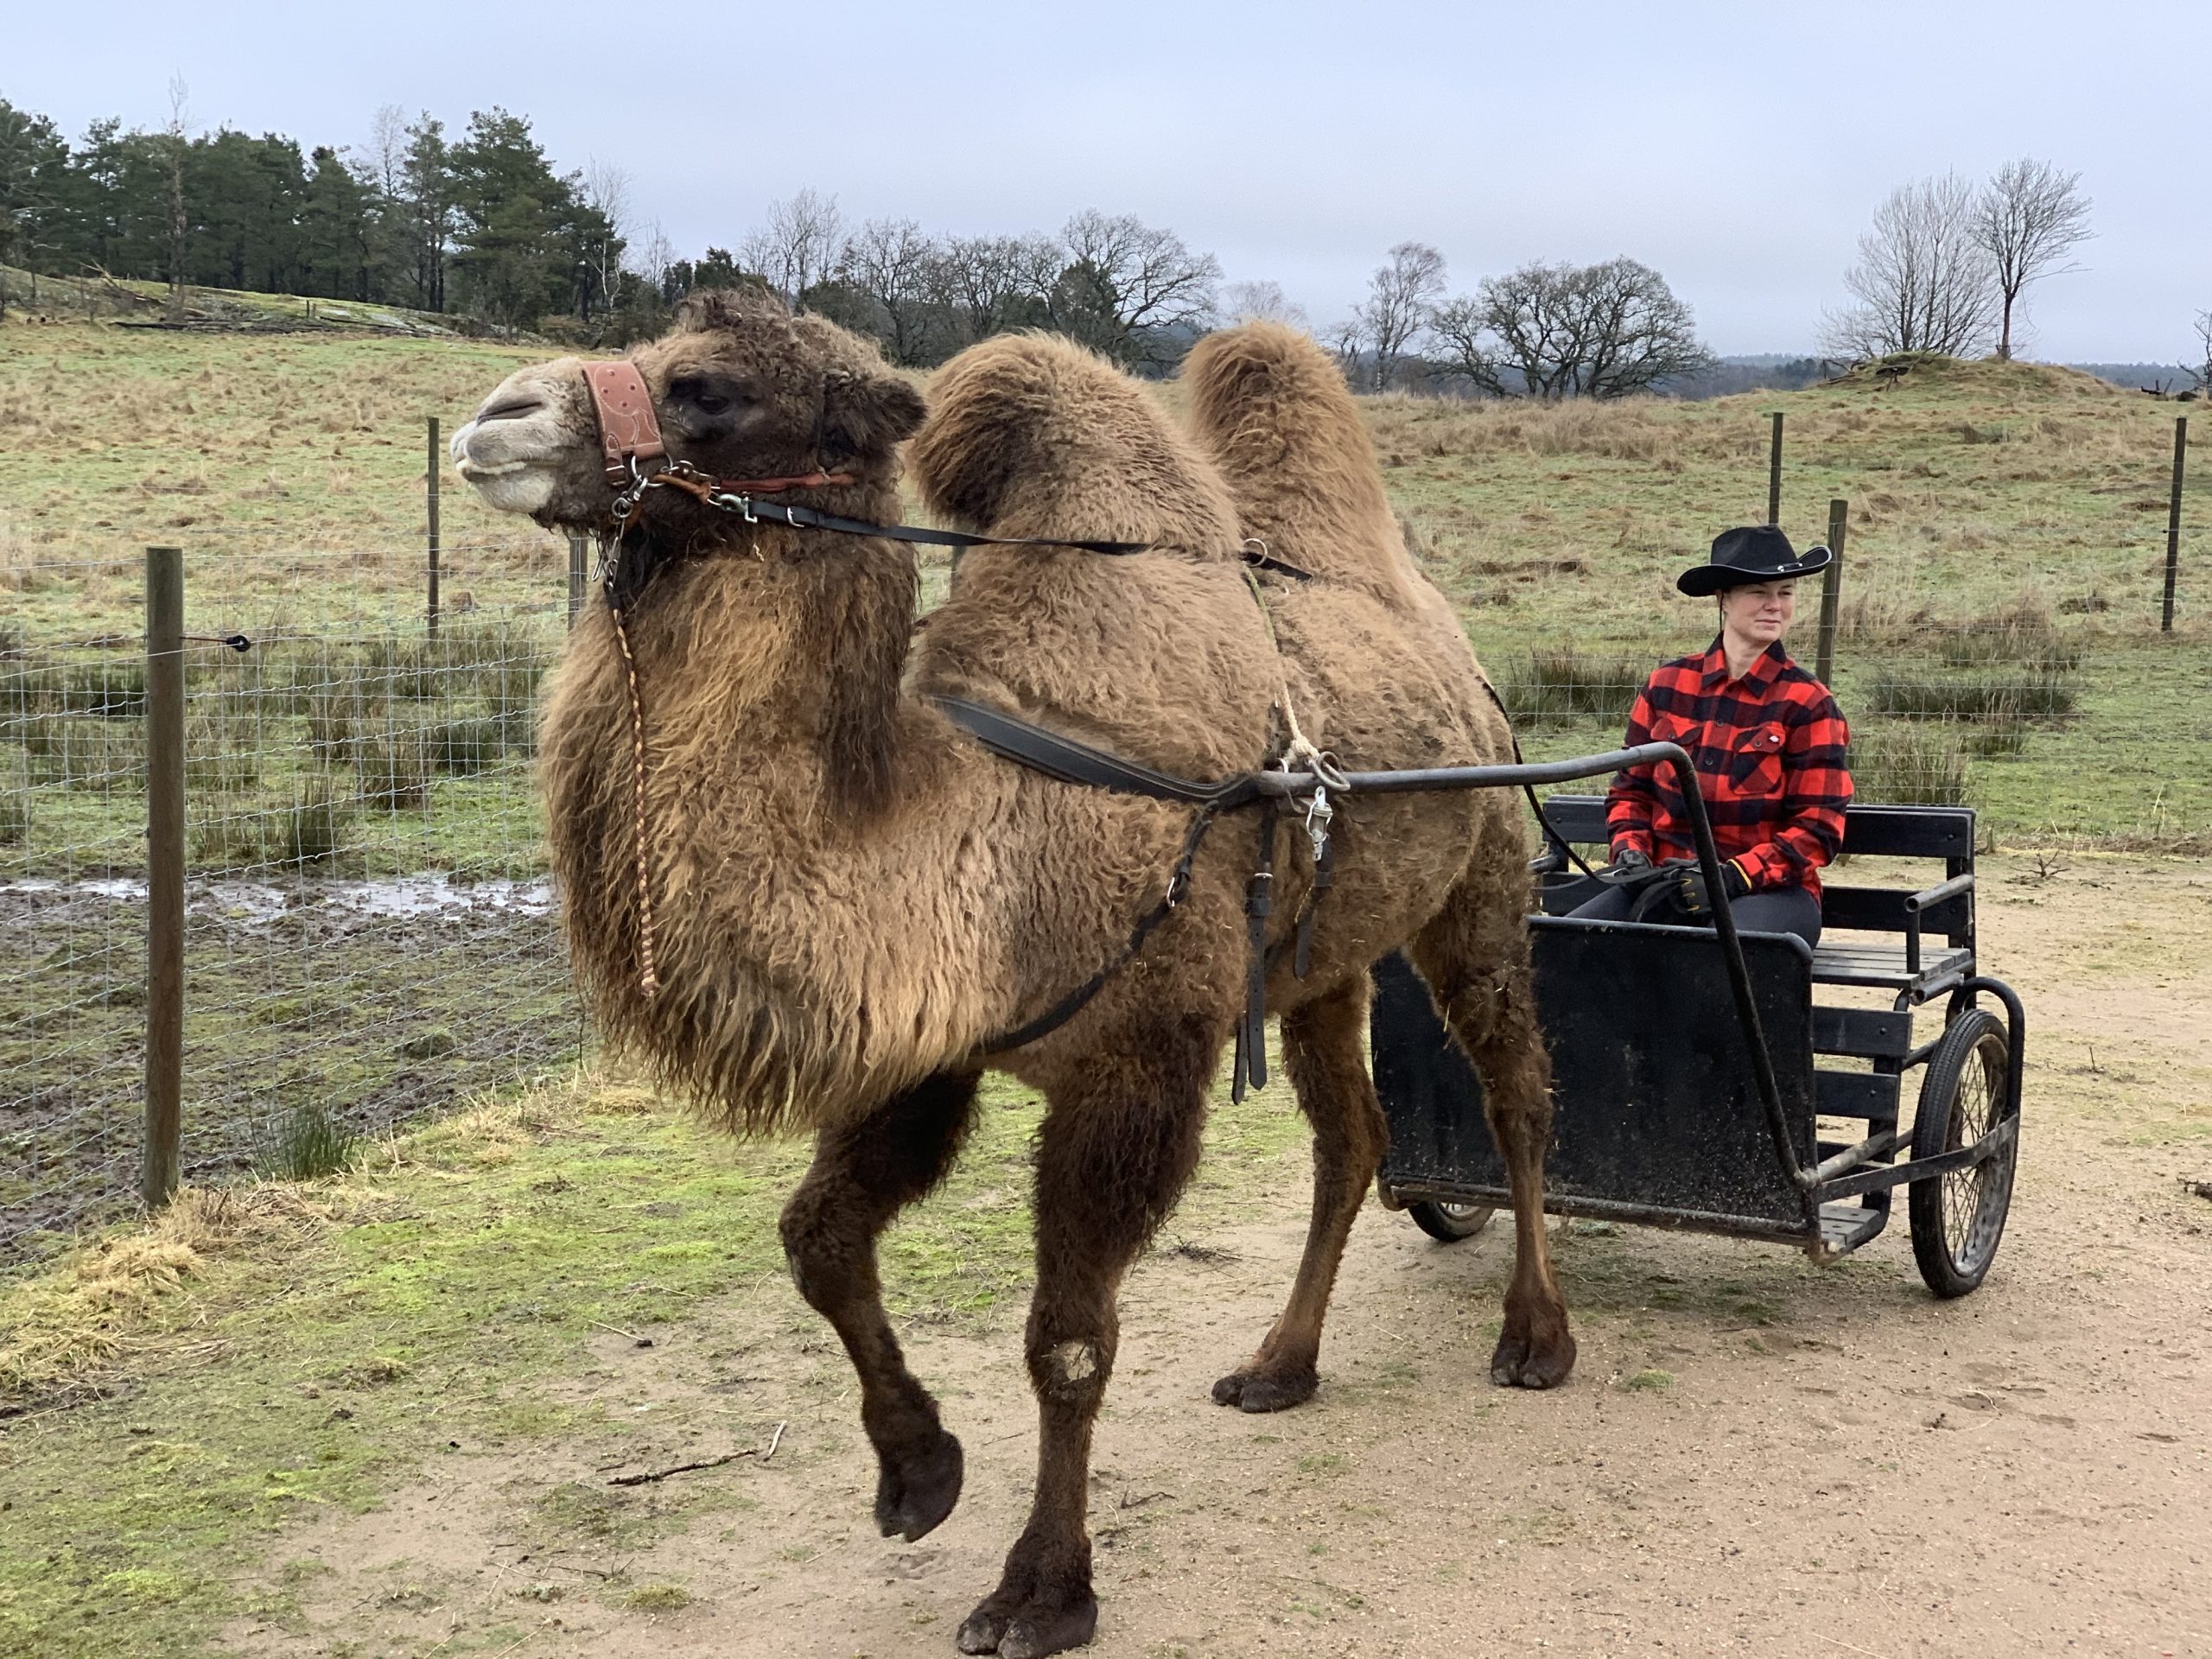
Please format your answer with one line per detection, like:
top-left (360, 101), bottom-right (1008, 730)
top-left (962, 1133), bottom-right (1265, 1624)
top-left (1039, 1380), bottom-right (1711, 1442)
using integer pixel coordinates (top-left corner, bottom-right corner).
top-left (1908, 1007), bottom-right (2017, 1298)
top-left (1408, 1199), bottom-right (1496, 1243)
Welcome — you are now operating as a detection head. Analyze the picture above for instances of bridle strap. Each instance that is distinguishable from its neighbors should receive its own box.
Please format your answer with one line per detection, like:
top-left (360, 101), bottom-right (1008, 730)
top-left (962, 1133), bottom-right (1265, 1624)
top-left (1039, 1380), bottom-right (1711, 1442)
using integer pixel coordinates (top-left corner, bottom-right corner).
top-left (582, 360), bottom-right (666, 485)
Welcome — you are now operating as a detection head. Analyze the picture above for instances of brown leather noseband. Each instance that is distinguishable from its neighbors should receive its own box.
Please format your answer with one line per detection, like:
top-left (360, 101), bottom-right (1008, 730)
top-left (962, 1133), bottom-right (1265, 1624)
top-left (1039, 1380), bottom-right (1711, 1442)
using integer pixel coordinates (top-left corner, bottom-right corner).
top-left (579, 359), bottom-right (858, 524)
top-left (582, 360), bottom-right (666, 486)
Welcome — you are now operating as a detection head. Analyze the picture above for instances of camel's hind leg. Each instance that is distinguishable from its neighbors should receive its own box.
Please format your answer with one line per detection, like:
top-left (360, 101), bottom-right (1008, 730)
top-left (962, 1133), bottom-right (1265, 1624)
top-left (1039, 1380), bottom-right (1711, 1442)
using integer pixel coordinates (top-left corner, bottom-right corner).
top-left (957, 1009), bottom-right (1221, 1659)
top-left (1211, 976), bottom-right (1388, 1412)
top-left (1409, 861), bottom-right (1578, 1389)
top-left (779, 1069), bottom-right (979, 1542)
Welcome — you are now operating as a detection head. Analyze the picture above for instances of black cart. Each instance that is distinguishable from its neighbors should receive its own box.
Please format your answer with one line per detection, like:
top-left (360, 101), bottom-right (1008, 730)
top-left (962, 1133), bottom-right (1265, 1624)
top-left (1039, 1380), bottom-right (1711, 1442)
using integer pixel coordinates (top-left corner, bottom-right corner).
top-left (1366, 754), bottom-right (2025, 1298)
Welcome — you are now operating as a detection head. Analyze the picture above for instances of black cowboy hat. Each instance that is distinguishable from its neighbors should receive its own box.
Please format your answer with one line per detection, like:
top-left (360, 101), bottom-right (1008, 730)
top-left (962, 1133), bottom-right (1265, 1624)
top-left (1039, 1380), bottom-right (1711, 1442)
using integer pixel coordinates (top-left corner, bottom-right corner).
top-left (1676, 525), bottom-right (1833, 596)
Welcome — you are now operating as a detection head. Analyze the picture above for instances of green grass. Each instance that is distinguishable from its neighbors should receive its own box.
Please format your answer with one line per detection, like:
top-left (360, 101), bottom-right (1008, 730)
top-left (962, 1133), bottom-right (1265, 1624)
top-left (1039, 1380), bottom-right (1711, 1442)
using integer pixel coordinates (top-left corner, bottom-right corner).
top-left (0, 1066), bottom-right (1313, 1655)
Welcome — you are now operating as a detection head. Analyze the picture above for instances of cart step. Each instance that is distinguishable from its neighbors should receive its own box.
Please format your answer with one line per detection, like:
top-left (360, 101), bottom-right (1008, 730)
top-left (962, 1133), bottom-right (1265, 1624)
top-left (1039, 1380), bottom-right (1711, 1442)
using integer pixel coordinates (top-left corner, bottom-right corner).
top-left (1817, 1201), bottom-right (1889, 1255)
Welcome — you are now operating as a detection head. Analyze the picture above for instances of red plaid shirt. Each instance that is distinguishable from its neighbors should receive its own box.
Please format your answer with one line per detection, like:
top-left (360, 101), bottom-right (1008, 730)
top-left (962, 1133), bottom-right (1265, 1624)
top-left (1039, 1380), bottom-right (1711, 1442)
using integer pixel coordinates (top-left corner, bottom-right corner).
top-left (1605, 639), bottom-right (1852, 897)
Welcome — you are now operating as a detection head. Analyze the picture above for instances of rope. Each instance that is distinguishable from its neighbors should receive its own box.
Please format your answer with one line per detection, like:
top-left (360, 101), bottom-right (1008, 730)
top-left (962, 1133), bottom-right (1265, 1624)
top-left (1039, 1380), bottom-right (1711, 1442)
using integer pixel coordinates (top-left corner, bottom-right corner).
top-left (606, 600), bottom-right (662, 999)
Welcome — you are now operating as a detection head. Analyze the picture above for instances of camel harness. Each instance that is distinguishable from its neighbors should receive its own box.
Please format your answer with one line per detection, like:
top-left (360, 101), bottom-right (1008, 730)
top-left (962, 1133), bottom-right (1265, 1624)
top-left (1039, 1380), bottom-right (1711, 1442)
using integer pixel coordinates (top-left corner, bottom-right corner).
top-left (579, 359), bottom-right (1364, 1097)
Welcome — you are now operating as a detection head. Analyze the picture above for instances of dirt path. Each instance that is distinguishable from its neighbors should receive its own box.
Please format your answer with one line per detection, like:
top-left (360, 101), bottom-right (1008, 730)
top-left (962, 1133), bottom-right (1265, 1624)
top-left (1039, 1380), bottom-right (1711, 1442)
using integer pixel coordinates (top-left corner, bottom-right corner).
top-left (226, 856), bottom-right (2212, 1658)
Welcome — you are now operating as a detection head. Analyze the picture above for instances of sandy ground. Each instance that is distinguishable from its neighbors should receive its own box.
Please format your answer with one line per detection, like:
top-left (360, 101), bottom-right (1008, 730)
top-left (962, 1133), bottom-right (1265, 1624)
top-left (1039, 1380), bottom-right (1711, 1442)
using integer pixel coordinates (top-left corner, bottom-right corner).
top-left (226, 855), bottom-right (2212, 1659)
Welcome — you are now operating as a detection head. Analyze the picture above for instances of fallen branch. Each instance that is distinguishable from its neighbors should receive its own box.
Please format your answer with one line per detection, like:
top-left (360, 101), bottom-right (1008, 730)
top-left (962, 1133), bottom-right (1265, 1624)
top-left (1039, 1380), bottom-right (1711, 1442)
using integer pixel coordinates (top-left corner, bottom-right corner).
top-left (608, 1450), bottom-right (753, 1486)
top-left (607, 1419), bottom-right (787, 1485)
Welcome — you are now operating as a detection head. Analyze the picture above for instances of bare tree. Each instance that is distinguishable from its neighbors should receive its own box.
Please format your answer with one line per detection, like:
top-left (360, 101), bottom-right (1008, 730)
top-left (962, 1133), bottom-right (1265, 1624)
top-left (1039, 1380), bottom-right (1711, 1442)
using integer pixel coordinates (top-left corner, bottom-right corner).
top-left (1974, 158), bottom-right (2092, 360)
top-left (2193, 309), bottom-right (2212, 394)
top-left (162, 76), bottom-right (191, 321)
top-left (579, 159), bottom-right (632, 315)
top-left (926, 232), bottom-right (1058, 348)
top-left (1051, 209), bottom-right (1221, 366)
top-left (1221, 278), bottom-right (1308, 328)
top-left (1320, 317), bottom-right (1366, 385)
top-left (741, 188), bottom-right (845, 304)
top-left (840, 216), bottom-right (940, 365)
top-left (630, 219), bottom-right (675, 298)
top-left (1356, 241), bottom-right (1446, 391)
top-left (1823, 173), bottom-right (1997, 360)
top-left (367, 104), bottom-right (408, 200)
top-left (1430, 257), bottom-right (1713, 399)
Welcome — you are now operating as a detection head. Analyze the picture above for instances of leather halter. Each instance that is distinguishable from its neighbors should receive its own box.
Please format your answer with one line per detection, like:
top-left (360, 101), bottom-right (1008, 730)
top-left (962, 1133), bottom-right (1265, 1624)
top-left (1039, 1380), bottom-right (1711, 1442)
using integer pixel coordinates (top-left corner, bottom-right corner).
top-left (579, 358), bottom-right (859, 509)
top-left (582, 361), bottom-right (666, 486)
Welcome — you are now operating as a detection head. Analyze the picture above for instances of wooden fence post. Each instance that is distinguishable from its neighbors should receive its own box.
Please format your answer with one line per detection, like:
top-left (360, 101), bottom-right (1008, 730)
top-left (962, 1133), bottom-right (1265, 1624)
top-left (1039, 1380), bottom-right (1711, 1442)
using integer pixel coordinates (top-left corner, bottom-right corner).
top-left (426, 416), bottom-right (442, 639)
top-left (2164, 416), bottom-right (2187, 632)
top-left (568, 532), bottom-right (588, 630)
top-left (143, 546), bottom-right (185, 1209)
top-left (1816, 499), bottom-right (1846, 688)
top-left (1768, 411), bottom-right (1784, 526)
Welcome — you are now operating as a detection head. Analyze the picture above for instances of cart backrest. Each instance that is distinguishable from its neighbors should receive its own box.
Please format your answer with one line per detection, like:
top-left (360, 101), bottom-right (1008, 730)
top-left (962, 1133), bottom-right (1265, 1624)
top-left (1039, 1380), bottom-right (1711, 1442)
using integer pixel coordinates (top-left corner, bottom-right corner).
top-left (1533, 794), bottom-right (1976, 941)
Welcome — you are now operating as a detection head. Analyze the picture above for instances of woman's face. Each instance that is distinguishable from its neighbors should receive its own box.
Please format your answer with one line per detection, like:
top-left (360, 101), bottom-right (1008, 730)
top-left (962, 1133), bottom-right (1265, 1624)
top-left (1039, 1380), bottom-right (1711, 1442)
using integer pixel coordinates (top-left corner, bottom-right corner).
top-left (1719, 580), bottom-right (1796, 646)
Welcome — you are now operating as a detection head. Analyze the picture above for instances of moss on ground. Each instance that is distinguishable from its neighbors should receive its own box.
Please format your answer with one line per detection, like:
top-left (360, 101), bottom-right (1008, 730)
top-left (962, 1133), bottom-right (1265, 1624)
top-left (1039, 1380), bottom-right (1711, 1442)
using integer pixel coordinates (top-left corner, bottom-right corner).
top-left (0, 1065), bottom-right (1316, 1656)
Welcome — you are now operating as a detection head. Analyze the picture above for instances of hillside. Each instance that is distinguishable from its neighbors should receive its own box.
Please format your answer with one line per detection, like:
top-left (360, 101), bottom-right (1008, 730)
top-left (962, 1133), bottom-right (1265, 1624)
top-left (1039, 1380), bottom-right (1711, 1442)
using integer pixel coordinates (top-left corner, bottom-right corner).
top-left (0, 323), bottom-right (2202, 842)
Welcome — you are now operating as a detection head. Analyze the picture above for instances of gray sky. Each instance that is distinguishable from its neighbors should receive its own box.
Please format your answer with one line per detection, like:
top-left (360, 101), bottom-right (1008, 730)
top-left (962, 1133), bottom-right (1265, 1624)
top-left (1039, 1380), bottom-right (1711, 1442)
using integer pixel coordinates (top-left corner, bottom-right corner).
top-left (10, 0), bottom-right (2206, 360)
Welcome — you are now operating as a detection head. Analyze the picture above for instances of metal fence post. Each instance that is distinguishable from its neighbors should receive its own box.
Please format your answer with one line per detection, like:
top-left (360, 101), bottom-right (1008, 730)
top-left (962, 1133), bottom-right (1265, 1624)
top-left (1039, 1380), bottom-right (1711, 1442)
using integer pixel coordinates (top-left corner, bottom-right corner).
top-left (143, 546), bottom-right (185, 1209)
top-left (426, 415), bottom-right (442, 639)
top-left (2164, 416), bottom-right (2187, 632)
top-left (1815, 499), bottom-right (1846, 688)
top-left (568, 531), bottom-right (588, 630)
top-left (1767, 411), bottom-right (1783, 526)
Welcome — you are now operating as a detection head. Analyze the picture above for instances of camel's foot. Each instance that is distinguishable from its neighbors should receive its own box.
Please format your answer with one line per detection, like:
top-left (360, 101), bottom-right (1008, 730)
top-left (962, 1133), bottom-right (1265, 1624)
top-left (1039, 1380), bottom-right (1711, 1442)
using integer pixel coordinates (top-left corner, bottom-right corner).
top-left (955, 1545), bottom-right (1096, 1658)
top-left (955, 1588), bottom-right (1097, 1659)
top-left (1490, 1298), bottom-right (1576, 1389)
top-left (1210, 1357), bottom-right (1319, 1413)
top-left (874, 1427), bottom-right (964, 1542)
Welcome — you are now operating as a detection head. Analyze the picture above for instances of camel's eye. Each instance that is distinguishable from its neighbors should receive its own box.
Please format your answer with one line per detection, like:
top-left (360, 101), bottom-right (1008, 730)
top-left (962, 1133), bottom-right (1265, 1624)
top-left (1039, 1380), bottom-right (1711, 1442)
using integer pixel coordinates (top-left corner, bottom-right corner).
top-left (669, 372), bottom-right (753, 419)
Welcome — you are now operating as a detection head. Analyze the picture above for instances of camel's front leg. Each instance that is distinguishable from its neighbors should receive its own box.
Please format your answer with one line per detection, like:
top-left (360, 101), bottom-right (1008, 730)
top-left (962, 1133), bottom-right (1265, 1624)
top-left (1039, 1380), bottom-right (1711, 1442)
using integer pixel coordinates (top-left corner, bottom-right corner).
top-left (779, 1070), bottom-right (979, 1541)
top-left (1212, 976), bottom-right (1387, 1411)
top-left (957, 1011), bottom-right (1220, 1659)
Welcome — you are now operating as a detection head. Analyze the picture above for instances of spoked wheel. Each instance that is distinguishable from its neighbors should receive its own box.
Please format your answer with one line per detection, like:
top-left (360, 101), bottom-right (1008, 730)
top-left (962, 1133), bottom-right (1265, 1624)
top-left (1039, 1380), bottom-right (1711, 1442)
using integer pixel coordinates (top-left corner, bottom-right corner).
top-left (1408, 1199), bottom-right (1496, 1243)
top-left (1908, 1007), bottom-right (2017, 1298)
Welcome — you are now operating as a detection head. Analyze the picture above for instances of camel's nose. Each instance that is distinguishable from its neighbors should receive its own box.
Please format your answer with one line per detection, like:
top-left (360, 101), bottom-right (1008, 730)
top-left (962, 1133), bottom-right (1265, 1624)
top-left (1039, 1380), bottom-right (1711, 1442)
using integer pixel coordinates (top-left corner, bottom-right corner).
top-left (474, 395), bottom-right (545, 425)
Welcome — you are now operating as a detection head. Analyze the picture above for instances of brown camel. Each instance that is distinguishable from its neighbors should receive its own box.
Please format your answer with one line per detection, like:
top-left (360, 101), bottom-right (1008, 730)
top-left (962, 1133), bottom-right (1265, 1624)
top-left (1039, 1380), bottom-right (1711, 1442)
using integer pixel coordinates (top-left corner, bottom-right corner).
top-left (449, 290), bottom-right (1573, 1657)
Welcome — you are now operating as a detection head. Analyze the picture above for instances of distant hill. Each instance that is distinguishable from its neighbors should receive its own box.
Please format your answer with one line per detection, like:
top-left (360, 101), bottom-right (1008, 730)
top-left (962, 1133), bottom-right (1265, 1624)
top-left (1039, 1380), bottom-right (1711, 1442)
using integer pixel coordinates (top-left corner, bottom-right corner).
top-left (2061, 362), bottom-right (2200, 394)
top-left (1664, 356), bottom-right (1843, 400)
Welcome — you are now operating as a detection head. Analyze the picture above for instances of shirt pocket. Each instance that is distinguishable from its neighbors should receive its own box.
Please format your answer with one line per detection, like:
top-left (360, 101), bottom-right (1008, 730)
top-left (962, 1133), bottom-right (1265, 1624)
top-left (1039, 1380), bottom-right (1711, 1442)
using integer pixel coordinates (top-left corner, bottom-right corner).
top-left (1727, 722), bottom-right (1787, 794)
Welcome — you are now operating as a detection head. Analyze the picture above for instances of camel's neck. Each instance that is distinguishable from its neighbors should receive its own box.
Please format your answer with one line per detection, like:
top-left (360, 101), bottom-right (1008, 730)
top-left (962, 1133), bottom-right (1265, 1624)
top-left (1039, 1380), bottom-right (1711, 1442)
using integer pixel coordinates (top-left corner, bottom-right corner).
top-left (609, 512), bottom-right (921, 819)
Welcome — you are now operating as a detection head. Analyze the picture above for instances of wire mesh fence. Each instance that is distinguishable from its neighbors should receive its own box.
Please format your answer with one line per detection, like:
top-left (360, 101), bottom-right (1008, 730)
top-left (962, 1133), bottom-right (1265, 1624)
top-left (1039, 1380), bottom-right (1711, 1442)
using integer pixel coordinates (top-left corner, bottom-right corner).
top-left (0, 394), bottom-right (2201, 1271)
top-left (3, 540), bottom-right (581, 1268)
top-left (1487, 526), bottom-right (2208, 849)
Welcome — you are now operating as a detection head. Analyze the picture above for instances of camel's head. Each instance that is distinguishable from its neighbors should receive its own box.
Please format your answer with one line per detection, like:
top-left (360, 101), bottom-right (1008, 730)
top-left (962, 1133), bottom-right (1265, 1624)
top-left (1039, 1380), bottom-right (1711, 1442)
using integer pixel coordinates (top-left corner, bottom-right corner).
top-left (448, 287), bottom-right (926, 531)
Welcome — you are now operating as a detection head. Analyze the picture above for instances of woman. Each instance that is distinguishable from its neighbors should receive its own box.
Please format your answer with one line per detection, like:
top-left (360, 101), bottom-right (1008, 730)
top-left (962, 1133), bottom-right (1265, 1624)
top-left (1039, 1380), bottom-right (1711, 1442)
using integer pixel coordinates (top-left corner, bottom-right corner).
top-left (1572, 525), bottom-right (1852, 946)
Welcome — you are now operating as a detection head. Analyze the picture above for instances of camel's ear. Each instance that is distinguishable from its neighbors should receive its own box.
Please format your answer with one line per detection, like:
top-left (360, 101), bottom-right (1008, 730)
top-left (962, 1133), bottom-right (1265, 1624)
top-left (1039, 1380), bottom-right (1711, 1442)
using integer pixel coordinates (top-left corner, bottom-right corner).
top-left (821, 371), bottom-right (925, 465)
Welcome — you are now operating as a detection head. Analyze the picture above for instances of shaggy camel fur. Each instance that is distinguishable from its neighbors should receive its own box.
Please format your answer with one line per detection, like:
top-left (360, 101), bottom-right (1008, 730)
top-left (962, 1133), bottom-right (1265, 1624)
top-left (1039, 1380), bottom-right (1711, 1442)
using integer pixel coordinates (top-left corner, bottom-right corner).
top-left (449, 292), bottom-right (1573, 1658)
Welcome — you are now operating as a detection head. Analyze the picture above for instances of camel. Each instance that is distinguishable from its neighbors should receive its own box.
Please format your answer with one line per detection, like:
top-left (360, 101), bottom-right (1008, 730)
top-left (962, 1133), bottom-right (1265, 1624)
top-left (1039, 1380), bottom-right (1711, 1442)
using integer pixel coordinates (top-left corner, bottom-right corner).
top-left (448, 289), bottom-right (1573, 1657)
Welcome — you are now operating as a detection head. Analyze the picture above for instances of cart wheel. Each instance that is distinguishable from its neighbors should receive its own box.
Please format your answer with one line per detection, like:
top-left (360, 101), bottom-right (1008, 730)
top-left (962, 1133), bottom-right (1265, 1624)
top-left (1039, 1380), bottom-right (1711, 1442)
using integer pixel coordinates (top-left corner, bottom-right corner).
top-left (1908, 1007), bottom-right (2016, 1298)
top-left (1408, 1200), bottom-right (1495, 1243)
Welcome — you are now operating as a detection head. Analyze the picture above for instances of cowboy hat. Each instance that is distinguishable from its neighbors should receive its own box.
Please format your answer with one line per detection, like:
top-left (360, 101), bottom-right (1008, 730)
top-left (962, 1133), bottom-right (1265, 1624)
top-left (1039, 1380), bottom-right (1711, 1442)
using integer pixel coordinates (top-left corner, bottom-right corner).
top-left (1676, 525), bottom-right (1833, 596)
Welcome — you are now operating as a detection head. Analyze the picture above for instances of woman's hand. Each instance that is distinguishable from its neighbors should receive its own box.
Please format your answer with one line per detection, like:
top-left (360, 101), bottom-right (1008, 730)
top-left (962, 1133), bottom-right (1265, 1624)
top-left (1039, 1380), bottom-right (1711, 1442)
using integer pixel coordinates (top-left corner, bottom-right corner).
top-left (1606, 846), bottom-right (1653, 878)
top-left (1662, 857), bottom-right (1751, 918)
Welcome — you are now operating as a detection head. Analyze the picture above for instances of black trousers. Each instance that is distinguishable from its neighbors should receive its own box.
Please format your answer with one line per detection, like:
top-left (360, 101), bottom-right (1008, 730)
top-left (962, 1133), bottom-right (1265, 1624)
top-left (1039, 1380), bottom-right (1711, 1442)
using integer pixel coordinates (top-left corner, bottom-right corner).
top-left (1567, 880), bottom-right (1824, 947)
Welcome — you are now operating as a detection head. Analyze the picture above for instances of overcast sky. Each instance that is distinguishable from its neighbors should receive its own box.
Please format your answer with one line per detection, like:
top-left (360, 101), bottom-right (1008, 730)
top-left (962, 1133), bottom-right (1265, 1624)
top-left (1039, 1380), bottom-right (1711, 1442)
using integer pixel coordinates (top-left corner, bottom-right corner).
top-left (9, 0), bottom-right (2206, 361)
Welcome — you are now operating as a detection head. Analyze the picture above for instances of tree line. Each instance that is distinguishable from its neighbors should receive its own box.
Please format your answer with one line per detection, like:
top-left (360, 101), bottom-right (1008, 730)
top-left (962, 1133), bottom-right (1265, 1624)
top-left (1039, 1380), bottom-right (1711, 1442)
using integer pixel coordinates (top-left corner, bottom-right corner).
top-left (0, 92), bottom-right (639, 330)
top-left (1316, 244), bottom-right (1718, 399)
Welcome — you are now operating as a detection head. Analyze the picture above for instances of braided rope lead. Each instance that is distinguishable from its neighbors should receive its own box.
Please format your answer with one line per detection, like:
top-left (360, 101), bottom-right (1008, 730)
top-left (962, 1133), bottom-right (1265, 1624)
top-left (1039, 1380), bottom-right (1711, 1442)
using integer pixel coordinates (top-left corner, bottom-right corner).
top-left (606, 601), bottom-right (662, 999)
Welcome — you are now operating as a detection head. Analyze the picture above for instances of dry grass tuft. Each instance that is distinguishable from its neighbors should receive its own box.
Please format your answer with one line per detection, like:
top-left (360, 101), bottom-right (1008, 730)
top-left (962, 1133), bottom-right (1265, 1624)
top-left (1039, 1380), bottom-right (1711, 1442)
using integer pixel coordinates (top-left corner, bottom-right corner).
top-left (0, 1185), bottom-right (369, 1410)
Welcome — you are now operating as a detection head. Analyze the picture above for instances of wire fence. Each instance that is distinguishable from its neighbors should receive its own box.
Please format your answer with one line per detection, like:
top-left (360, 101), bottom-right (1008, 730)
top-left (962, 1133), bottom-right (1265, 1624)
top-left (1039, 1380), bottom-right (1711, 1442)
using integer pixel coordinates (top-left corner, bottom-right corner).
top-left (0, 406), bottom-right (2202, 1270)
top-left (3, 543), bottom-right (580, 1268)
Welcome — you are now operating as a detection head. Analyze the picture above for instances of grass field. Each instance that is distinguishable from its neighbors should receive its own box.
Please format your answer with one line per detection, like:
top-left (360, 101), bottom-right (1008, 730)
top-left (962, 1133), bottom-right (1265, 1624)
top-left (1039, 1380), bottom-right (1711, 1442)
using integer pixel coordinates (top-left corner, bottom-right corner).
top-left (1, 322), bottom-right (2203, 842)
top-left (1, 318), bottom-right (2206, 1255)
